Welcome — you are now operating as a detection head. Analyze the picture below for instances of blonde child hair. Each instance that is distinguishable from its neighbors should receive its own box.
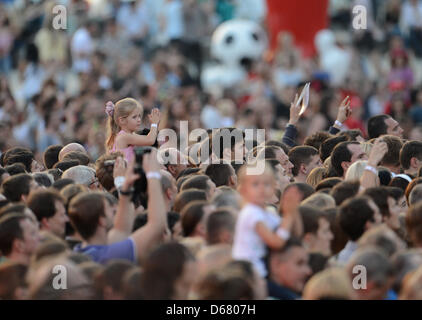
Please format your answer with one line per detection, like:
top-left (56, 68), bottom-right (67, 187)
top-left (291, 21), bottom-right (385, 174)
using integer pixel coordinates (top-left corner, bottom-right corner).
top-left (306, 167), bottom-right (326, 188)
top-left (345, 160), bottom-right (368, 182)
top-left (105, 98), bottom-right (143, 150)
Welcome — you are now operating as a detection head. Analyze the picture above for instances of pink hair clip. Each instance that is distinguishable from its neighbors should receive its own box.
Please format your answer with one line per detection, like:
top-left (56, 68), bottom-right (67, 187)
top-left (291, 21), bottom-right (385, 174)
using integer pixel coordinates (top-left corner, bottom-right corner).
top-left (105, 101), bottom-right (115, 117)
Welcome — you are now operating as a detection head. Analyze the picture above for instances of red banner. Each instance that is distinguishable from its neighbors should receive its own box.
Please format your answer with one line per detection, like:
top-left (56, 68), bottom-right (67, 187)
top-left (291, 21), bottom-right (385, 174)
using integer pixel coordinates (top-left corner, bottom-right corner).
top-left (266, 0), bottom-right (329, 58)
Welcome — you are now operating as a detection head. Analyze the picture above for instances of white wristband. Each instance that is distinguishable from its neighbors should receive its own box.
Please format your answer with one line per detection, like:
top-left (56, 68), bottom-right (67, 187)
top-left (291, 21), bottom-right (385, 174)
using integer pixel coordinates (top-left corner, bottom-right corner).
top-left (365, 165), bottom-right (378, 175)
top-left (151, 123), bottom-right (158, 128)
top-left (334, 120), bottom-right (343, 128)
top-left (114, 176), bottom-right (125, 189)
top-left (276, 227), bottom-right (291, 241)
top-left (146, 172), bottom-right (161, 180)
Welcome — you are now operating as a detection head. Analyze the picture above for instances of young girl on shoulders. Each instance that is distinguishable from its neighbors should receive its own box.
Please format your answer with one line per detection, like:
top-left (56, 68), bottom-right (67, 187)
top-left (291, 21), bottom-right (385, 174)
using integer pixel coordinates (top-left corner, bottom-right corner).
top-left (105, 98), bottom-right (161, 162)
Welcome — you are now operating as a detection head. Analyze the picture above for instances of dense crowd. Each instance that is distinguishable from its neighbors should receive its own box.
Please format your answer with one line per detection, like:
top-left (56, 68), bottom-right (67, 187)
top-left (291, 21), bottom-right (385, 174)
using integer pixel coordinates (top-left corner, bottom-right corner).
top-left (0, 0), bottom-right (421, 300)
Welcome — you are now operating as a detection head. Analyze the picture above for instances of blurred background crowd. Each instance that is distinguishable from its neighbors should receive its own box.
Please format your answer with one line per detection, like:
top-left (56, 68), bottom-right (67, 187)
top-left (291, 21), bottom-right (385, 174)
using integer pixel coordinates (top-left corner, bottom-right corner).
top-left (0, 0), bottom-right (420, 164)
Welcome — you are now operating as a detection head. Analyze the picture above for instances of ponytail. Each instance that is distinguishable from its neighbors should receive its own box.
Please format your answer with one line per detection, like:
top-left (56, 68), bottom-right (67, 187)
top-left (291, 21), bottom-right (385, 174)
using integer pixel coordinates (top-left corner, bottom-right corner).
top-left (105, 101), bottom-right (119, 151)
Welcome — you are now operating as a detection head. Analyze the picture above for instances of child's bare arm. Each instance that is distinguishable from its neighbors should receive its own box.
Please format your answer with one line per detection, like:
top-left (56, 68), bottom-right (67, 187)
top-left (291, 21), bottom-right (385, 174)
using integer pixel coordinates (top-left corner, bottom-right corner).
top-left (255, 216), bottom-right (294, 249)
top-left (119, 108), bottom-right (161, 147)
top-left (120, 129), bottom-right (158, 147)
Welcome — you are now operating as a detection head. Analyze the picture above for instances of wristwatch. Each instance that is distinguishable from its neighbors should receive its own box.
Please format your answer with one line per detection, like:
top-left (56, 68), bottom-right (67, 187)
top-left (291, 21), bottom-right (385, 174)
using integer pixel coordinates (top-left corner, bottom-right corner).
top-left (118, 187), bottom-right (134, 196)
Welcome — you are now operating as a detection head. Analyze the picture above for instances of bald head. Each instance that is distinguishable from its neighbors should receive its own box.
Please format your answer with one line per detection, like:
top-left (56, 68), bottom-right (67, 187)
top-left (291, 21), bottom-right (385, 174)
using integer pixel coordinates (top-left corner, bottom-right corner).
top-left (62, 165), bottom-right (96, 187)
top-left (59, 143), bottom-right (87, 161)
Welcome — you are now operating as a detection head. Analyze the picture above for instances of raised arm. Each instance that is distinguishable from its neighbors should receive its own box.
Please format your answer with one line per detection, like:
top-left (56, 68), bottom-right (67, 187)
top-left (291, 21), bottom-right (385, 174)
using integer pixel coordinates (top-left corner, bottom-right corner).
top-left (360, 139), bottom-right (388, 190)
top-left (120, 108), bottom-right (161, 147)
top-left (330, 96), bottom-right (351, 133)
top-left (107, 157), bottom-right (139, 243)
top-left (282, 94), bottom-right (300, 147)
top-left (131, 149), bottom-right (168, 264)
top-left (255, 186), bottom-right (302, 249)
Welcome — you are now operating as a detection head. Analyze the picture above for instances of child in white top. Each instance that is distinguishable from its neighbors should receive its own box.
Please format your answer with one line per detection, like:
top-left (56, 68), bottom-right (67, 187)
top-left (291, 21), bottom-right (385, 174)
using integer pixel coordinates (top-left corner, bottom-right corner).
top-left (232, 162), bottom-right (302, 278)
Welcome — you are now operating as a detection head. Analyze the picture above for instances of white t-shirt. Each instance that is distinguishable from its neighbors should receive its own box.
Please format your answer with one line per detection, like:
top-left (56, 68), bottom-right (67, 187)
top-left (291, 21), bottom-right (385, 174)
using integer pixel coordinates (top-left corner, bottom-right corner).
top-left (232, 203), bottom-right (281, 277)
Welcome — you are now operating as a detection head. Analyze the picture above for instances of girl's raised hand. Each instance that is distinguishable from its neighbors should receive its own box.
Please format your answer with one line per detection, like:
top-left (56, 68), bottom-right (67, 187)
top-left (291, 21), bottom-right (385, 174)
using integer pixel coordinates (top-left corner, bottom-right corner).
top-left (148, 108), bottom-right (161, 125)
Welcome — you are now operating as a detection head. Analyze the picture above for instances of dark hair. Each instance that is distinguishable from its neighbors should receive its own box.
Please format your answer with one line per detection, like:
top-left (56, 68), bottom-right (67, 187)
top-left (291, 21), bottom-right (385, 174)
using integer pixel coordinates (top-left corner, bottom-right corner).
top-left (400, 141), bottom-right (422, 170)
top-left (288, 146), bottom-right (319, 177)
top-left (319, 135), bottom-right (348, 162)
top-left (95, 152), bottom-right (123, 191)
top-left (95, 260), bottom-right (135, 299)
top-left (257, 146), bottom-right (283, 160)
top-left (379, 135), bottom-right (402, 167)
top-left (53, 160), bottom-right (80, 172)
top-left (299, 206), bottom-right (326, 235)
top-left (27, 189), bottom-right (65, 222)
top-left (173, 189), bottom-right (207, 214)
top-left (132, 212), bottom-right (180, 234)
top-left (1, 173), bottom-right (33, 202)
top-left (304, 131), bottom-right (333, 151)
top-left (388, 176), bottom-right (409, 191)
top-left (331, 141), bottom-right (360, 177)
top-left (339, 196), bottom-right (376, 241)
top-left (385, 186), bottom-right (404, 201)
top-left (0, 203), bottom-right (27, 218)
top-left (5, 163), bottom-right (27, 176)
top-left (324, 208), bottom-right (348, 255)
top-left (181, 201), bottom-right (208, 237)
top-left (52, 178), bottom-right (75, 191)
top-left (206, 209), bottom-right (235, 245)
top-left (0, 213), bottom-right (28, 256)
top-left (378, 168), bottom-right (392, 186)
top-left (406, 202), bottom-right (422, 246)
top-left (284, 182), bottom-right (315, 200)
top-left (32, 172), bottom-right (53, 187)
top-left (205, 163), bottom-right (234, 187)
top-left (68, 193), bottom-right (105, 240)
top-left (177, 167), bottom-right (201, 179)
top-left (0, 262), bottom-right (28, 299)
top-left (62, 151), bottom-right (91, 166)
top-left (3, 147), bottom-right (34, 172)
top-left (363, 187), bottom-right (390, 217)
top-left (367, 115), bottom-right (390, 139)
top-left (180, 175), bottom-right (211, 193)
top-left (266, 140), bottom-right (290, 154)
top-left (139, 242), bottom-right (195, 299)
top-left (339, 129), bottom-right (363, 141)
top-left (330, 181), bottom-right (360, 206)
top-left (316, 177), bottom-right (342, 191)
top-left (43, 145), bottom-right (63, 169)
top-left (270, 237), bottom-right (304, 259)
top-left (308, 253), bottom-right (329, 277)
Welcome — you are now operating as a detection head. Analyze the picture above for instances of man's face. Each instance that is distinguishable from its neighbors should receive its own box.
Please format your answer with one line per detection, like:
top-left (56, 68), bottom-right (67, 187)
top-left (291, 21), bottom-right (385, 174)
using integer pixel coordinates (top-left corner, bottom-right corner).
top-left (275, 164), bottom-right (290, 193)
top-left (304, 155), bottom-right (323, 177)
top-left (273, 247), bottom-right (311, 293)
top-left (277, 149), bottom-right (294, 177)
top-left (19, 218), bottom-right (40, 257)
top-left (46, 201), bottom-right (69, 238)
top-left (348, 144), bottom-right (368, 164)
top-left (385, 117), bottom-right (403, 138)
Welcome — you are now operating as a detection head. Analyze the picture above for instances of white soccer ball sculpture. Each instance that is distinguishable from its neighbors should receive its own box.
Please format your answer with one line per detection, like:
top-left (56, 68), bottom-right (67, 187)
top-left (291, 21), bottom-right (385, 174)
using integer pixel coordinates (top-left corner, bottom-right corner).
top-left (201, 19), bottom-right (268, 90)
